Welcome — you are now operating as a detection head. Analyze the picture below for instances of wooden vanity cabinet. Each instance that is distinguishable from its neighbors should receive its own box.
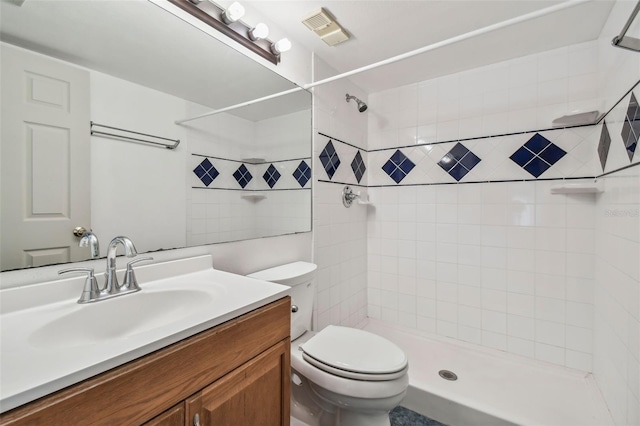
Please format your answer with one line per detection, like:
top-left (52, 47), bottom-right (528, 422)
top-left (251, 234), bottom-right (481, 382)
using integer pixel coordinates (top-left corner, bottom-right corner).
top-left (0, 297), bottom-right (291, 426)
top-left (185, 340), bottom-right (289, 426)
top-left (143, 403), bottom-right (185, 426)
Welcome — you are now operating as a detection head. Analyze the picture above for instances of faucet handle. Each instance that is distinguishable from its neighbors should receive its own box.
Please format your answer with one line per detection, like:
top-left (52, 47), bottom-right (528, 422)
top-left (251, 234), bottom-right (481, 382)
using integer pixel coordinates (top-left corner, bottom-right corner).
top-left (59, 268), bottom-right (101, 304)
top-left (122, 257), bottom-right (153, 291)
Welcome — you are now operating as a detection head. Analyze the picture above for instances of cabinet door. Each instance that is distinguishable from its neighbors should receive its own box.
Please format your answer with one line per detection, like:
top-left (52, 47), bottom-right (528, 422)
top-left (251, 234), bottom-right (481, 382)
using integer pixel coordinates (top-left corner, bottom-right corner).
top-left (143, 403), bottom-right (184, 426)
top-left (187, 340), bottom-right (290, 426)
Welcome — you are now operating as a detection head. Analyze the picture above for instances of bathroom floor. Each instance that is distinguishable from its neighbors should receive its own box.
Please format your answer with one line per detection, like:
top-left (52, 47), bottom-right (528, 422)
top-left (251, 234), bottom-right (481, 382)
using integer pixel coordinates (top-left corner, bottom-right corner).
top-left (390, 406), bottom-right (446, 426)
top-left (290, 406), bottom-right (443, 426)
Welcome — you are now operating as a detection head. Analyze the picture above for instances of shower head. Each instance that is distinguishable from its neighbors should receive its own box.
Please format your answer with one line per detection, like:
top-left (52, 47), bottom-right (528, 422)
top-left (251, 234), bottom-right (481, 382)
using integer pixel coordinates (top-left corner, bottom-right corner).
top-left (346, 94), bottom-right (367, 112)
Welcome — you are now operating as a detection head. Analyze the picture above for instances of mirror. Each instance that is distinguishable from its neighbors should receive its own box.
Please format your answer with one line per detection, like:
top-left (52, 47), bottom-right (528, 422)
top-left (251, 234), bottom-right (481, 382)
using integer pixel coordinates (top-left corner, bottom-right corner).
top-left (0, 0), bottom-right (312, 272)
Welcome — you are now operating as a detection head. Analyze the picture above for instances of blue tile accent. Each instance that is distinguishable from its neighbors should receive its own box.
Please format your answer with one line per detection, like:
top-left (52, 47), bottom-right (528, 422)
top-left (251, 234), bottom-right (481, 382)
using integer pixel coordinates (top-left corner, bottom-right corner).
top-left (524, 133), bottom-right (550, 153)
top-left (193, 158), bottom-right (219, 187)
top-left (510, 133), bottom-right (566, 178)
top-left (538, 143), bottom-right (566, 165)
top-left (510, 147), bottom-right (535, 167)
top-left (437, 143), bottom-right (481, 181)
top-left (621, 92), bottom-right (639, 162)
top-left (351, 151), bottom-right (366, 183)
top-left (262, 164), bottom-right (281, 188)
top-left (319, 140), bottom-right (341, 179)
top-left (382, 149), bottom-right (415, 183)
top-left (598, 122), bottom-right (611, 172)
top-left (523, 156), bottom-right (551, 177)
top-left (233, 164), bottom-right (252, 188)
top-left (293, 160), bottom-right (311, 187)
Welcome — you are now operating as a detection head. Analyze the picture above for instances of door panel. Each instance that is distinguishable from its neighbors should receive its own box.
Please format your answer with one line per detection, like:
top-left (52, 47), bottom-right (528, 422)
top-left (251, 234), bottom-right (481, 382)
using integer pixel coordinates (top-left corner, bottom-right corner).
top-left (1, 44), bottom-right (90, 270)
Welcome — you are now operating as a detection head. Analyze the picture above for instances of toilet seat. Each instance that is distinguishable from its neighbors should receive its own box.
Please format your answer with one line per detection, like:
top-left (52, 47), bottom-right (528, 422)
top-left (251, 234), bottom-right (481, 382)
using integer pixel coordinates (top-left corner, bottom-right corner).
top-left (300, 325), bottom-right (408, 381)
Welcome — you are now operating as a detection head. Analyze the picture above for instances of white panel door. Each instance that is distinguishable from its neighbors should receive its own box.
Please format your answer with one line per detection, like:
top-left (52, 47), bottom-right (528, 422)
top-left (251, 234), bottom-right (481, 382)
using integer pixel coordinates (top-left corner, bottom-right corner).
top-left (1, 44), bottom-right (90, 270)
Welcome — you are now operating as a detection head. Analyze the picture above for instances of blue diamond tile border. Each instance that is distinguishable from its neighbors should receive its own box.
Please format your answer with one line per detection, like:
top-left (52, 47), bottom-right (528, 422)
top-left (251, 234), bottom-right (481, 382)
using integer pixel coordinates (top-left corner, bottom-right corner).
top-left (233, 163), bottom-right (252, 188)
top-left (193, 158), bottom-right (219, 187)
top-left (262, 164), bottom-right (281, 188)
top-left (382, 149), bottom-right (415, 184)
top-left (598, 122), bottom-right (611, 172)
top-left (351, 151), bottom-right (366, 183)
top-left (621, 92), bottom-right (639, 162)
top-left (319, 141), bottom-right (341, 179)
top-left (293, 160), bottom-right (311, 187)
top-left (510, 133), bottom-right (566, 178)
top-left (437, 142), bottom-right (481, 181)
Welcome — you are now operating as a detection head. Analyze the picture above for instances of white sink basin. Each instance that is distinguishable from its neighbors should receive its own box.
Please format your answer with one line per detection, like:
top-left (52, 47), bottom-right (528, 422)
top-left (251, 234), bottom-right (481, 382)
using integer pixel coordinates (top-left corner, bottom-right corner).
top-left (28, 288), bottom-right (217, 348)
top-left (0, 255), bottom-right (290, 413)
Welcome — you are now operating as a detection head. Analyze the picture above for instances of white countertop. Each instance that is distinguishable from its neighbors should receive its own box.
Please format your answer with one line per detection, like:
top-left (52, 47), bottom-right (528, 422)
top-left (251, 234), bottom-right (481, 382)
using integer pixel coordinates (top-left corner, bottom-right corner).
top-left (0, 255), bottom-right (289, 413)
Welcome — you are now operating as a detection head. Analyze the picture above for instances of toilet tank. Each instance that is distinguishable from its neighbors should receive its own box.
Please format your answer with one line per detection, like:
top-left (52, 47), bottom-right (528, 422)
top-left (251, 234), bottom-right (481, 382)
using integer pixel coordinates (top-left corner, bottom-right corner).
top-left (247, 262), bottom-right (317, 340)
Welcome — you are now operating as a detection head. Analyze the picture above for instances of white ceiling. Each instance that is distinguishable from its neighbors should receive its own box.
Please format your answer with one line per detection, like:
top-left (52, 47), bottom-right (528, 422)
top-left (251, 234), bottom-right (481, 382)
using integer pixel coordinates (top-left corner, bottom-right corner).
top-left (243, 0), bottom-right (616, 93)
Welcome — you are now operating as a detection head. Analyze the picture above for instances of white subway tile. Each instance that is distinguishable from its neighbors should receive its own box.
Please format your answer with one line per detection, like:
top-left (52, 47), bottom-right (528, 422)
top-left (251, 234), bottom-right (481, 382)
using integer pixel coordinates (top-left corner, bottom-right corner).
top-left (482, 310), bottom-right (507, 333)
top-left (508, 336), bottom-right (536, 358)
top-left (482, 330), bottom-right (507, 351)
top-left (508, 314), bottom-right (535, 340)
top-left (458, 325), bottom-right (483, 345)
top-left (535, 342), bottom-right (565, 365)
top-left (565, 325), bottom-right (593, 353)
top-left (536, 296), bottom-right (566, 323)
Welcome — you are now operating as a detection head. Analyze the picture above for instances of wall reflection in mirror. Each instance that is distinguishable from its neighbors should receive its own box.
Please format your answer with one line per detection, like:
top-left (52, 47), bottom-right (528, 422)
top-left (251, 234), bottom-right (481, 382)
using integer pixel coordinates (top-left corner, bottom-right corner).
top-left (0, 0), bottom-right (312, 272)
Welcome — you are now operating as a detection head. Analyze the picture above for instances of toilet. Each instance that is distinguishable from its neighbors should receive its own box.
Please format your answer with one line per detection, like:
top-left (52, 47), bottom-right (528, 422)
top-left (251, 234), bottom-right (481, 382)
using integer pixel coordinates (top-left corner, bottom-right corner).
top-left (248, 262), bottom-right (409, 426)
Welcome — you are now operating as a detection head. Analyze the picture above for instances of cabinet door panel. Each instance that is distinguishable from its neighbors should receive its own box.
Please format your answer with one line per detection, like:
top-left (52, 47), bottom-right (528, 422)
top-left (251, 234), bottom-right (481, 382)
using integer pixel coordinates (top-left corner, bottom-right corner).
top-left (143, 403), bottom-right (184, 426)
top-left (191, 340), bottom-right (289, 426)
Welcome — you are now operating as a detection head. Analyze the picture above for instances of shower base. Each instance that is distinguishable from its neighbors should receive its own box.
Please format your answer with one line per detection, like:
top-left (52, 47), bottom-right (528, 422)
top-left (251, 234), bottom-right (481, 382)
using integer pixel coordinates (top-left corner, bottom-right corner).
top-left (361, 319), bottom-right (613, 426)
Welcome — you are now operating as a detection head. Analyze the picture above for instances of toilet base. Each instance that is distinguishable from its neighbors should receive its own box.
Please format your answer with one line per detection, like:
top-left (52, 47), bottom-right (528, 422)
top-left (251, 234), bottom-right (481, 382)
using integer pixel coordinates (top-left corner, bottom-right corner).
top-left (335, 409), bottom-right (392, 426)
top-left (291, 367), bottom-right (406, 426)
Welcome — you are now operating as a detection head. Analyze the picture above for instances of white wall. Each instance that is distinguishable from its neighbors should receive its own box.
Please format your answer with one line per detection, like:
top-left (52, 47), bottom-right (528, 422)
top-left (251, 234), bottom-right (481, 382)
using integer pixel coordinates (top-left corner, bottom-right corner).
top-left (368, 40), bottom-right (601, 152)
top-left (312, 56), bottom-right (369, 330)
top-left (592, 1), bottom-right (640, 424)
top-left (90, 71), bottom-right (187, 254)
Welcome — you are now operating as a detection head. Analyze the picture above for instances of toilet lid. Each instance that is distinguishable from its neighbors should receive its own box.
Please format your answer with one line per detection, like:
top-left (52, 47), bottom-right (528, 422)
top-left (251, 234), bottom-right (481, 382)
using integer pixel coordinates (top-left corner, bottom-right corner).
top-left (300, 326), bottom-right (408, 379)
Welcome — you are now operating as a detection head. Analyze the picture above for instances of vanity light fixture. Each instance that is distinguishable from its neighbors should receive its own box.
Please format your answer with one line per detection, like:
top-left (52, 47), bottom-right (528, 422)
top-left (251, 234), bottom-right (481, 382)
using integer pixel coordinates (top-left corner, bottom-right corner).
top-left (270, 38), bottom-right (292, 54)
top-left (221, 1), bottom-right (245, 24)
top-left (167, 0), bottom-right (287, 65)
top-left (249, 23), bottom-right (269, 41)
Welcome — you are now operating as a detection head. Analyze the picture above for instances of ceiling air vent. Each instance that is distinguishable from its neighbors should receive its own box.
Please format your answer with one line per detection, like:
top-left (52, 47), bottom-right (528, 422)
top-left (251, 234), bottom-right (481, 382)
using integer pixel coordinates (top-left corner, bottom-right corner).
top-left (301, 8), bottom-right (350, 46)
top-left (302, 8), bottom-right (333, 31)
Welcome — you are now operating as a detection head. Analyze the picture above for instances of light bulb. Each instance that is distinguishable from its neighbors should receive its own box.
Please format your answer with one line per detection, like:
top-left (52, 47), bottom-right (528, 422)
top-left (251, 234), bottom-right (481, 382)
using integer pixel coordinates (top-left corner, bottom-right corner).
top-left (222, 1), bottom-right (245, 24)
top-left (249, 23), bottom-right (269, 41)
top-left (270, 38), bottom-right (291, 54)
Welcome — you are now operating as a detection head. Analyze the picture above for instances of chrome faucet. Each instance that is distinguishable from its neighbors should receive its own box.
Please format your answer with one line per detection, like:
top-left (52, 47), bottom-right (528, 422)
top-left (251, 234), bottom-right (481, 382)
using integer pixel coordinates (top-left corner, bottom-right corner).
top-left (79, 231), bottom-right (100, 258)
top-left (59, 236), bottom-right (153, 303)
top-left (104, 236), bottom-right (138, 295)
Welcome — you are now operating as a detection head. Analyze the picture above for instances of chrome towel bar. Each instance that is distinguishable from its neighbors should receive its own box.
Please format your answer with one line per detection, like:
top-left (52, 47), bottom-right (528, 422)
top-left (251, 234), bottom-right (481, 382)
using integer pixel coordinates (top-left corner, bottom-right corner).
top-left (90, 121), bottom-right (180, 150)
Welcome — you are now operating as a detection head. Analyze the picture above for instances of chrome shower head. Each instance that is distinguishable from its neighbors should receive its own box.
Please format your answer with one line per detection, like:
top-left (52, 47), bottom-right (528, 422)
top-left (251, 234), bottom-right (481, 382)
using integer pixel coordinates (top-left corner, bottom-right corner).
top-left (346, 94), bottom-right (368, 112)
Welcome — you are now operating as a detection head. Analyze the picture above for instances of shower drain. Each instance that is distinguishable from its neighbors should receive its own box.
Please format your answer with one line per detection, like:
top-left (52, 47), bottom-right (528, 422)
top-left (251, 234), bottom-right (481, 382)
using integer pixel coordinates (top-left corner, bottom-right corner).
top-left (438, 369), bottom-right (458, 381)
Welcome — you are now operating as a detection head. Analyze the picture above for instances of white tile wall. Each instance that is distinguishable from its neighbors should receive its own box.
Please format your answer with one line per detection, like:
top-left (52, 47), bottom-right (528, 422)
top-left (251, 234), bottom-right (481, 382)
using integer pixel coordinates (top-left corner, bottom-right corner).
top-left (594, 167), bottom-right (640, 426)
top-left (312, 57), bottom-right (369, 330)
top-left (593, 3), bottom-right (640, 424)
top-left (367, 180), bottom-right (597, 369)
top-left (368, 41), bottom-right (602, 151)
